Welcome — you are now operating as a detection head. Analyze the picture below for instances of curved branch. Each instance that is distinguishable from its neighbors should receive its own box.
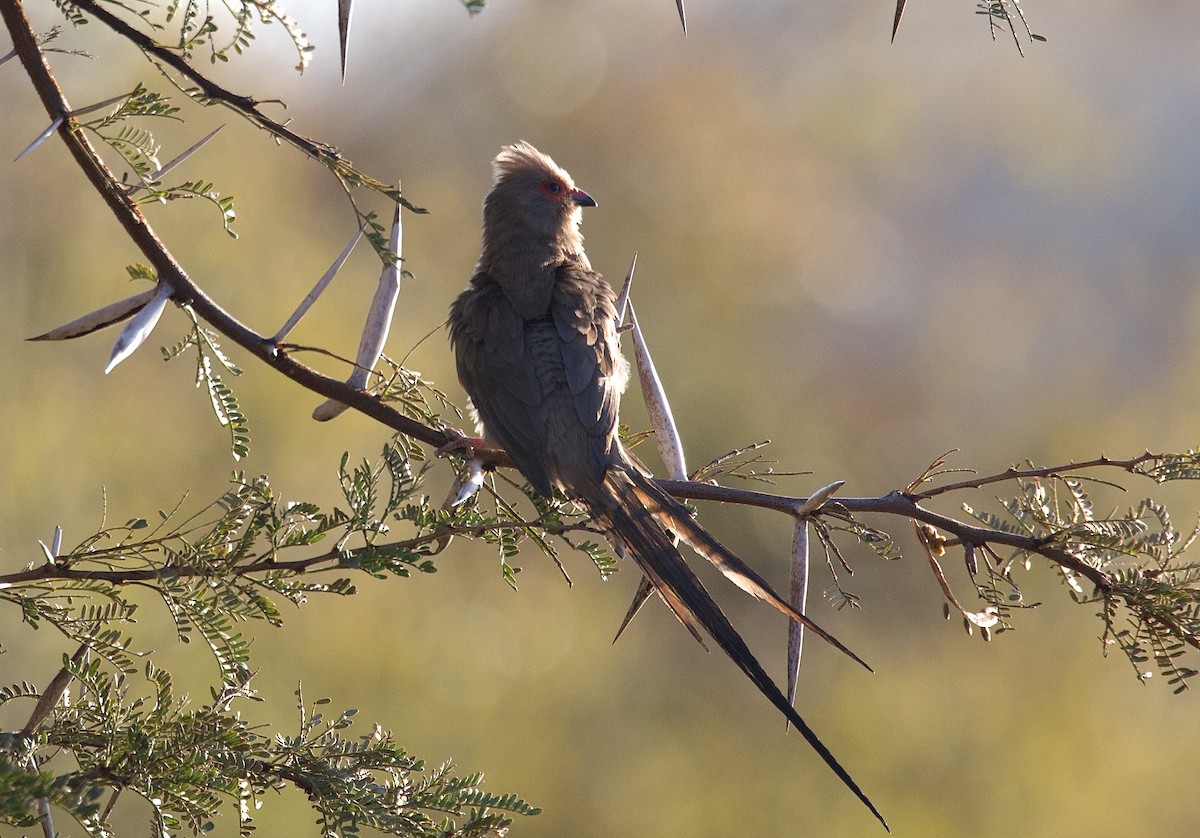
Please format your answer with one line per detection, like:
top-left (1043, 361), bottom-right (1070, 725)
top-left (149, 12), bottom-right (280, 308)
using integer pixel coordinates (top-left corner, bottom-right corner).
top-left (0, 475), bottom-right (1112, 599)
top-left (19, 642), bottom-right (91, 738)
top-left (1, 0), bottom-right (446, 448)
top-left (65, 0), bottom-right (419, 210)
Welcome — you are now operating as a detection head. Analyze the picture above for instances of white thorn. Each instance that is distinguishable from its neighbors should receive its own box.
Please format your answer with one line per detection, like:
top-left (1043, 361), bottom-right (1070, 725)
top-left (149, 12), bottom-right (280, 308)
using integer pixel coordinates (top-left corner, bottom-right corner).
top-left (338, 0), bottom-right (354, 82)
top-left (28, 288), bottom-right (158, 341)
top-left (786, 517), bottom-right (810, 714)
top-left (70, 90), bottom-right (135, 118)
top-left (314, 203), bottom-right (402, 421)
top-left (448, 459), bottom-right (485, 507)
top-left (797, 480), bottom-right (845, 516)
top-left (628, 301), bottom-right (686, 479)
top-left (614, 253), bottom-right (636, 327)
top-left (16, 90), bottom-right (139, 162)
top-left (15, 114), bottom-right (64, 161)
top-left (105, 282), bottom-right (172, 374)
top-left (274, 228), bottom-right (363, 343)
top-left (137, 123), bottom-right (225, 188)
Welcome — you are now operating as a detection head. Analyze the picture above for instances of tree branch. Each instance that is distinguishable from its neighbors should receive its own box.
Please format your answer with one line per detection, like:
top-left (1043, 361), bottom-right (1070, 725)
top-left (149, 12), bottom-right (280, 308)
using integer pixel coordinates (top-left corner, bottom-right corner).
top-left (64, 0), bottom-right (420, 210)
top-left (1, 0), bottom-right (448, 449)
top-left (909, 454), bottom-right (1163, 499)
top-left (658, 480), bottom-right (1115, 592)
top-left (0, 518), bottom-right (598, 587)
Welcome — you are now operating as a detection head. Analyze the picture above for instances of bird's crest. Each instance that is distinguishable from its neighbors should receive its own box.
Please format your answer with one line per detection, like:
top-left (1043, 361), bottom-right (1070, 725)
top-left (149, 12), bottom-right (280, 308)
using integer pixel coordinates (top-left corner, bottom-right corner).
top-left (493, 141), bottom-right (570, 186)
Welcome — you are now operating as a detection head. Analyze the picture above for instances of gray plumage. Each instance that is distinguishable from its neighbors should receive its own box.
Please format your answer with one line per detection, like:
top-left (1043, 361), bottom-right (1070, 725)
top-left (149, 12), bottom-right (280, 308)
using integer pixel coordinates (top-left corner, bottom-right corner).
top-left (448, 142), bottom-right (887, 830)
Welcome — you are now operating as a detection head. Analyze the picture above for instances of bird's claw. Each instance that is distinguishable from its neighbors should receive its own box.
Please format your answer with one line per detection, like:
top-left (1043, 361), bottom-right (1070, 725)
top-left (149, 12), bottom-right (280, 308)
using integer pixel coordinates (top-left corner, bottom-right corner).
top-left (436, 429), bottom-right (487, 459)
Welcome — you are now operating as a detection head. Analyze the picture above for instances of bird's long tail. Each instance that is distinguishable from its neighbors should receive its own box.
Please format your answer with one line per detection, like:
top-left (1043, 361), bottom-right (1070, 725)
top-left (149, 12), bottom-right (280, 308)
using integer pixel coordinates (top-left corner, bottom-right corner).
top-left (622, 463), bottom-right (872, 671)
top-left (594, 467), bottom-right (888, 831)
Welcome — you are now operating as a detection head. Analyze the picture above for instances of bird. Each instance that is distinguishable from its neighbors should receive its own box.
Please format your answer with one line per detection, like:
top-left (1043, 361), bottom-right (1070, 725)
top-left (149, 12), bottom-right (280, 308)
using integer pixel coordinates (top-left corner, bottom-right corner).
top-left (447, 141), bottom-right (887, 830)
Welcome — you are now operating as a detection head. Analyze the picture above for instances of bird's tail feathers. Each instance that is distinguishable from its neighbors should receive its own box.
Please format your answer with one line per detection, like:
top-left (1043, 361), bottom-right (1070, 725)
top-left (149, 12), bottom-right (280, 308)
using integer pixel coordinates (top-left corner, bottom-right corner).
top-left (612, 574), bottom-right (661, 646)
top-left (598, 488), bottom-right (709, 650)
top-left (621, 466), bottom-right (872, 673)
top-left (595, 469), bottom-right (888, 832)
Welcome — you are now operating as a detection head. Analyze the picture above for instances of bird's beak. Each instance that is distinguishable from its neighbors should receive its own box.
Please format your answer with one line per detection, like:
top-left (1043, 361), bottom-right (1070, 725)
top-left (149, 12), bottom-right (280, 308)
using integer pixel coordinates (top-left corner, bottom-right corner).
top-left (570, 188), bottom-right (597, 208)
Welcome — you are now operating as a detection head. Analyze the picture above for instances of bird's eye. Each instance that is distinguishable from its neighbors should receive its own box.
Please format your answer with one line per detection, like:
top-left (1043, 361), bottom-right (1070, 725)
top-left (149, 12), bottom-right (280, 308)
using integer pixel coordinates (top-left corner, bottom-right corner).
top-left (539, 180), bottom-right (563, 198)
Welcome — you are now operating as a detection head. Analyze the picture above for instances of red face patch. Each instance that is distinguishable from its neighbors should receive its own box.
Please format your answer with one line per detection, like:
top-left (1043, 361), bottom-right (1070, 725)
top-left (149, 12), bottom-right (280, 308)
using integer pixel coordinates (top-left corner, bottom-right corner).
top-left (538, 179), bottom-right (567, 201)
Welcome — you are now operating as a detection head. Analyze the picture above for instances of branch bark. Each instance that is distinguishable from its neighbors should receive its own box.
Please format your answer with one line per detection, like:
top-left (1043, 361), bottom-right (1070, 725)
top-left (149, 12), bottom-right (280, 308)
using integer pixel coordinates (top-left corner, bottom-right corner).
top-left (659, 480), bottom-right (1115, 592)
top-left (20, 642), bottom-right (91, 738)
top-left (910, 454), bottom-right (1162, 499)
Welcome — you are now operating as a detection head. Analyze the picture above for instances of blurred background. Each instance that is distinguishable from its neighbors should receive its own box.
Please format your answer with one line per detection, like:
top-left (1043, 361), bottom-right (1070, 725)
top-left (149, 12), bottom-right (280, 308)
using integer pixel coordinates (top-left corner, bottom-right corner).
top-left (3, 0), bottom-right (1200, 834)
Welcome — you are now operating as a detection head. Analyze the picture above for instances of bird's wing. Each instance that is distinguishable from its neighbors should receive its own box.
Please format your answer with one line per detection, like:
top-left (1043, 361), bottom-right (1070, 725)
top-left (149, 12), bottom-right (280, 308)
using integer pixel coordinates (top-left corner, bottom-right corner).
top-left (549, 262), bottom-right (626, 482)
top-left (449, 271), bottom-right (554, 496)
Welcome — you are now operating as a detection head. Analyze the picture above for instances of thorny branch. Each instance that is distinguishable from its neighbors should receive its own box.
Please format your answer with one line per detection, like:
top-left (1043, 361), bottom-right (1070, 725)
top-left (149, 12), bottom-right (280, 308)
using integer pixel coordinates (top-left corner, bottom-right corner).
top-left (3, 0), bottom-right (1198, 679)
top-left (1, 0), bottom-right (446, 449)
top-left (13, 642), bottom-right (91, 838)
top-left (64, 0), bottom-right (418, 211)
top-left (660, 479), bottom-right (1115, 586)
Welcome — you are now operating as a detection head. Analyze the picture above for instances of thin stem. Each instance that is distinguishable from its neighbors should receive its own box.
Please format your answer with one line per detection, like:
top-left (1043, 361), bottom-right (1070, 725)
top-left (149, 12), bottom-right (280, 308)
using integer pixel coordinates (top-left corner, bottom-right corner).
top-left (35, 792), bottom-right (53, 838)
top-left (911, 454), bottom-right (1161, 499)
top-left (0, 518), bottom-right (598, 587)
top-left (67, 0), bottom-right (390, 194)
top-left (23, 754), bottom-right (55, 838)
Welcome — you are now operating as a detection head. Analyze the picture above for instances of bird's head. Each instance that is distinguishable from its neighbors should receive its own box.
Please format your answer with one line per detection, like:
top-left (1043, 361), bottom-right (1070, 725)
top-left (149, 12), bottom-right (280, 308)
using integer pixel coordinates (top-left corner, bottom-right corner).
top-left (485, 141), bottom-right (596, 243)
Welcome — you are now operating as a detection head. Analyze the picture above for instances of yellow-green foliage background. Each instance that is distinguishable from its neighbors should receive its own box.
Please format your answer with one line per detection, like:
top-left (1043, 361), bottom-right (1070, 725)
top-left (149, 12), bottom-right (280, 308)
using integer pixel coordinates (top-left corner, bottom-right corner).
top-left (2, 0), bottom-right (1200, 834)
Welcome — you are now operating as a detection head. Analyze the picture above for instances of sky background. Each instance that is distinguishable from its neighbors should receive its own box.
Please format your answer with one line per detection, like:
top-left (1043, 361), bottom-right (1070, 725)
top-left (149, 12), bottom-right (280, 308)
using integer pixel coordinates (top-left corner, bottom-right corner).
top-left (2, 0), bottom-right (1200, 835)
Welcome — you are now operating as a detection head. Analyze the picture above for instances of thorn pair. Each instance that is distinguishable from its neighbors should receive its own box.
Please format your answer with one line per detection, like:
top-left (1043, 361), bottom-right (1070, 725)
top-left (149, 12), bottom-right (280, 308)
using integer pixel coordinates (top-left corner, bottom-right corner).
top-left (23, 119), bottom-right (225, 371)
top-left (312, 203), bottom-right (403, 421)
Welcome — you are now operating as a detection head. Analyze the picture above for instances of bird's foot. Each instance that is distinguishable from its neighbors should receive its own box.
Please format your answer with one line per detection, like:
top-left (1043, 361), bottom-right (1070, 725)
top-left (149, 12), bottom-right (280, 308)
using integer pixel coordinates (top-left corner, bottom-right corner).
top-left (436, 429), bottom-right (487, 459)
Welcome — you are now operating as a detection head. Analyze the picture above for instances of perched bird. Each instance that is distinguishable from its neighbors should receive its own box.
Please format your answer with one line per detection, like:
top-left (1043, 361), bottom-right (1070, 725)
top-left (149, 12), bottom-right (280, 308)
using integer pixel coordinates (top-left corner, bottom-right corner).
top-left (448, 142), bottom-right (886, 830)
